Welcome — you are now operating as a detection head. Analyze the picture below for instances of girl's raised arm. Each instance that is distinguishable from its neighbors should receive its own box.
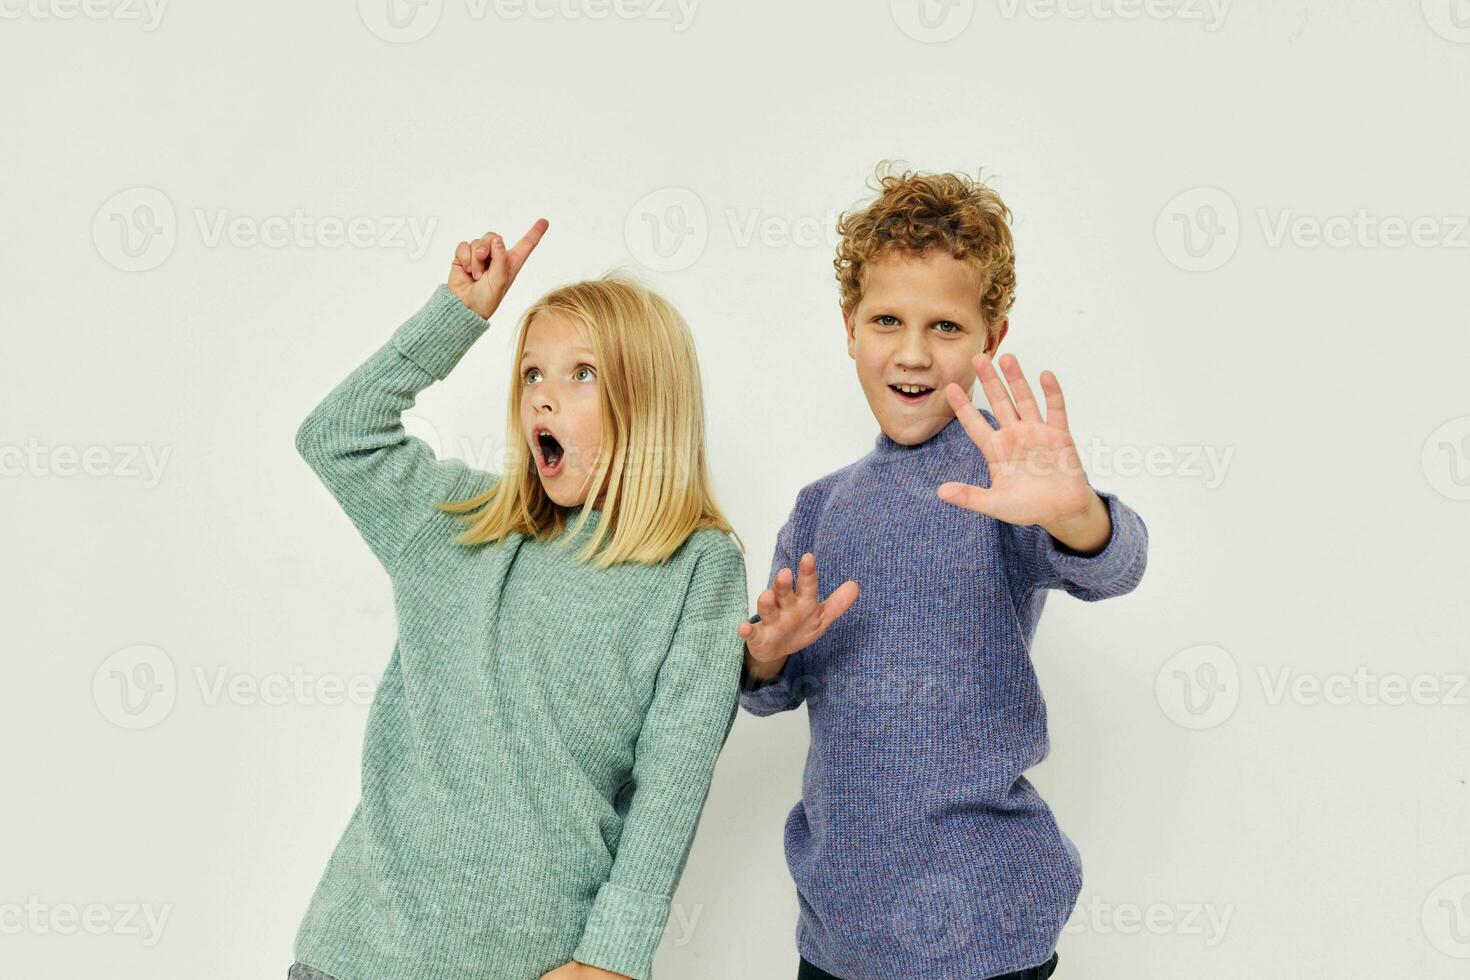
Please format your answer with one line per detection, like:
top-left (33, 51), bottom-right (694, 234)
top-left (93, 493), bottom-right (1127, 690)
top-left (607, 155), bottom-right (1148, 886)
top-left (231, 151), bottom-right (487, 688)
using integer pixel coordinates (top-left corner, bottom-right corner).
top-left (294, 222), bottom-right (547, 573)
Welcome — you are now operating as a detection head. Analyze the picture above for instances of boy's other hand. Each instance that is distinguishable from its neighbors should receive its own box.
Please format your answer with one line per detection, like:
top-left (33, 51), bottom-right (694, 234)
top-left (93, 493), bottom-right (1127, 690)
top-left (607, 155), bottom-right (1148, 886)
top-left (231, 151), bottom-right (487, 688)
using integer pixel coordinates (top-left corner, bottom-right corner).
top-left (739, 553), bottom-right (858, 672)
top-left (937, 352), bottom-right (1111, 553)
top-left (447, 218), bottom-right (549, 320)
top-left (539, 961), bottom-right (629, 980)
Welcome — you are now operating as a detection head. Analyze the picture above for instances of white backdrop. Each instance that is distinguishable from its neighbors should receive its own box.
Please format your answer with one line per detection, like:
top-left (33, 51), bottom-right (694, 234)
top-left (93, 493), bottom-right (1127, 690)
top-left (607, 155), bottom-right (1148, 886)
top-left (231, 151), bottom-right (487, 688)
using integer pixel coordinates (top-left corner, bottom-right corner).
top-left (3, 1), bottom-right (1469, 977)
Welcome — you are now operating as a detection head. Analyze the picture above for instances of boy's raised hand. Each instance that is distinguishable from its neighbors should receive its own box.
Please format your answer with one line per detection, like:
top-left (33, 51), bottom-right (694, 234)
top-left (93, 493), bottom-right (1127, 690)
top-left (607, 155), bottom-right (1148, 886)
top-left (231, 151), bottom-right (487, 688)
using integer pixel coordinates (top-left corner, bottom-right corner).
top-left (447, 217), bottom-right (549, 320)
top-left (738, 553), bottom-right (859, 669)
top-left (938, 352), bottom-right (1105, 539)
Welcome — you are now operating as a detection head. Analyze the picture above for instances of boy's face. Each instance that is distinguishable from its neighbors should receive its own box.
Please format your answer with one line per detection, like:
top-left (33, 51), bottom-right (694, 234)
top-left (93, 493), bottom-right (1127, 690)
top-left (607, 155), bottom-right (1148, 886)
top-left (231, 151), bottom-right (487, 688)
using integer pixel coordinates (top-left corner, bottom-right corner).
top-left (519, 311), bottom-right (606, 509)
top-left (844, 248), bottom-right (1008, 446)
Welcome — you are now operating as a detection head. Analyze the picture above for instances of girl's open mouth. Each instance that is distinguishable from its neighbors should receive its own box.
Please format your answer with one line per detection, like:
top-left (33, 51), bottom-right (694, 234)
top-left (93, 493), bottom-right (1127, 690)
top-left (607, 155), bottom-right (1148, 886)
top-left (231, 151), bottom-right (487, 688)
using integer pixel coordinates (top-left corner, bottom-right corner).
top-left (889, 383), bottom-right (934, 404)
top-left (535, 429), bottom-right (565, 476)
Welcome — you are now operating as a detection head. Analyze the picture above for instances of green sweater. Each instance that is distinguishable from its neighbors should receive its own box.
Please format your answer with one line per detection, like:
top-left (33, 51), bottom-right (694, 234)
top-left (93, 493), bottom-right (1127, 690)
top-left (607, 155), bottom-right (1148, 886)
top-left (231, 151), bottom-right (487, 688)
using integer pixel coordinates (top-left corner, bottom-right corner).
top-left (291, 284), bottom-right (749, 980)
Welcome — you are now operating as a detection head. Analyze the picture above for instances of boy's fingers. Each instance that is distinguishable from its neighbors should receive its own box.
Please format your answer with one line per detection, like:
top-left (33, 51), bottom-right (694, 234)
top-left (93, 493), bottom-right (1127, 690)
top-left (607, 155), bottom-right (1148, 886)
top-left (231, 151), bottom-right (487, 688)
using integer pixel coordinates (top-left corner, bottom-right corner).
top-left (772, 565), bottom-right (795, 601)
top-left (796, 553), bottom-right (818, 603)
top-left (973, 353), bottom-right (1019, 425)
top-left (999, 354), bottom-right (1043, 423)
top-left (1040, 370), bottom-right (1069, 431)
top-left (937, 480), bottom-right (997, 518)
top-left (819, 580), bottom-right (859, 626)
top-left (945, 384), bottom-right (997, 456)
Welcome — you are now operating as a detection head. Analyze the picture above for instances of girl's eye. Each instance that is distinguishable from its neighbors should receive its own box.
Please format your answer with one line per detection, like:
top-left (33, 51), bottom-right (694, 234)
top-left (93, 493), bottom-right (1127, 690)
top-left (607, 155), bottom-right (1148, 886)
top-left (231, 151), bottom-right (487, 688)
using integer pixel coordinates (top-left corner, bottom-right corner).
top-left (875, 315), bottom-right (899, 327)
top-left (523, 367), bottom-right (542, 384)
top-left (934, 321), bottom-right (960, 334)
top-left (574, 365), bottom-right (596, 382)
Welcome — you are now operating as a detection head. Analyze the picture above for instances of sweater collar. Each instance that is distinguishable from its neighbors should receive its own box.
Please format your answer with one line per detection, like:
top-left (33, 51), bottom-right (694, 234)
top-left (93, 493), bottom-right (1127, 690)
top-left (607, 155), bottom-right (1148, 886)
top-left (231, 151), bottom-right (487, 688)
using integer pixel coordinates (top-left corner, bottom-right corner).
top-left (870, 412), bottom-right (983, 465)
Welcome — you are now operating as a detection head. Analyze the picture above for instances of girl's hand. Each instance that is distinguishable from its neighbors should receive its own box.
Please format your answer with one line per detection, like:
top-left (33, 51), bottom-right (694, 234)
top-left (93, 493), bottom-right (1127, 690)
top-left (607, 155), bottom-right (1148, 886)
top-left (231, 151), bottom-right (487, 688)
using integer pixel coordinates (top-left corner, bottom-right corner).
top-left (938, 352), bottom-right (1102, 534)
top-left (738, 553), bottom-right (859, 668)
top-left (539, 961), bottom-right (630, 980)
top-left (447, 218), bottom-right (549, 320)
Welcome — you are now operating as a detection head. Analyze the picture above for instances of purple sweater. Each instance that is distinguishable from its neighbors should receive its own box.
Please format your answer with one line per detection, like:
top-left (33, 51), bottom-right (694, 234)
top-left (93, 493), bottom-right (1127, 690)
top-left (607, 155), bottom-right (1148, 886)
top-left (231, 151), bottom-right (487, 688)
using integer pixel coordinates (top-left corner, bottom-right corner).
top-left (739, 411), bottom-right (1148, 980)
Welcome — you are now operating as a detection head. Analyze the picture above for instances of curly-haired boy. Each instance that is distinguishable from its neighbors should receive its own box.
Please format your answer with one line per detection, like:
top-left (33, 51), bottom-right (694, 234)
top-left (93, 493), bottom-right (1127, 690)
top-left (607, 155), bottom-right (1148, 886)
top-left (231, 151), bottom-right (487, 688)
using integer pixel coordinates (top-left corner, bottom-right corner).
top-left (737, 164), bottom-right (1150, 980)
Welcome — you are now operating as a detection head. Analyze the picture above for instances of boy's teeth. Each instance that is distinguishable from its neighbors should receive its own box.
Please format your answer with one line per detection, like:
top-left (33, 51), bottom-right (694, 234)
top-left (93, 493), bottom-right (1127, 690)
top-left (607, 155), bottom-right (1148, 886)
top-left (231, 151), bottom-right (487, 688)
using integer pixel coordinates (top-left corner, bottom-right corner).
top-left (893, 384), bottom-right (931, 394)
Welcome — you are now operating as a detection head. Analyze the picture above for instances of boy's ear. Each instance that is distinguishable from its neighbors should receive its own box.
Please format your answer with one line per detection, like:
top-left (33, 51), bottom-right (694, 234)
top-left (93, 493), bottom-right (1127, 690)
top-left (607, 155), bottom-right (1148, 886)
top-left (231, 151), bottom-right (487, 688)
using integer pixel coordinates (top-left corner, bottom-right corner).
top-left (842, 305), bottom-right (857, 359)
top-left (985, 316), bottom-right (1010, 354)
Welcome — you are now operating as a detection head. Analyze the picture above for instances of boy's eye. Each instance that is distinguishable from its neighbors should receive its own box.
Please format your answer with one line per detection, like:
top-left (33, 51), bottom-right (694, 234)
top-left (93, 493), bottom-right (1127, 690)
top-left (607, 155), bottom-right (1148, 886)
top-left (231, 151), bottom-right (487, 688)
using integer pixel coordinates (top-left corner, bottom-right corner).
top-left (875, 315), bottom-right (899, 327)
top-left (934, 320), bottom-right (960, 334)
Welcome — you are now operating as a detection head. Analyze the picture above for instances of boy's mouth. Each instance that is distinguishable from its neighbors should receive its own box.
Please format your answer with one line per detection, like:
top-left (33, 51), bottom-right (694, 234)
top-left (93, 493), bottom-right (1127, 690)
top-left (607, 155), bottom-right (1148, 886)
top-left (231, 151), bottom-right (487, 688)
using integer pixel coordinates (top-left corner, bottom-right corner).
top-left (533, 427), bottom-right (565, 476)
top-left (888, 383), bottom-right (934, 404)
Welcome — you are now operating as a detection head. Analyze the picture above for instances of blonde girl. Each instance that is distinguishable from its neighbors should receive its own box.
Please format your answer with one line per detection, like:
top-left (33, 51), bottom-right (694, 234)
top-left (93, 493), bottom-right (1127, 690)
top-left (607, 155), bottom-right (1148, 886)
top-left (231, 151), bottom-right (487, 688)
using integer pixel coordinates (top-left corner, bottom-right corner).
top-left (288, 220), bottom-right (748, 980)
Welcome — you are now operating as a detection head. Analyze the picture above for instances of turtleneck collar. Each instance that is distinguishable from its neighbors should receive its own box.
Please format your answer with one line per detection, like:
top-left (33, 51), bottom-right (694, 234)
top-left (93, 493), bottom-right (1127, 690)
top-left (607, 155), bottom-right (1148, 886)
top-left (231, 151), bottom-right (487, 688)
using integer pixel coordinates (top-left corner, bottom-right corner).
top-left (870, 412), bottom-right (983, 465)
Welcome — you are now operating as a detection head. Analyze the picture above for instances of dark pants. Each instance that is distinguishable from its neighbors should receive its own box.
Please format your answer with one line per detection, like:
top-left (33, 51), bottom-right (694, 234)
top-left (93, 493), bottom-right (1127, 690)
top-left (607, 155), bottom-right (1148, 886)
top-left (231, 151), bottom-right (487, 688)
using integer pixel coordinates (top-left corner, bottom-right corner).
top-left (798, 950), bottom-right (1059, 980)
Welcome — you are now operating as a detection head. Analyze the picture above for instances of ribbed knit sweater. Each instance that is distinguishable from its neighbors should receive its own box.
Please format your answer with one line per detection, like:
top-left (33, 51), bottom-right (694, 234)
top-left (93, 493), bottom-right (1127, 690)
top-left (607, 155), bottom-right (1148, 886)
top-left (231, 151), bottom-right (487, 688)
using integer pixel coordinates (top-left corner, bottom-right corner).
top-left (291, 284), bottom-right (749, 980)
top-left (739, 413), bottom-right (1148, 980)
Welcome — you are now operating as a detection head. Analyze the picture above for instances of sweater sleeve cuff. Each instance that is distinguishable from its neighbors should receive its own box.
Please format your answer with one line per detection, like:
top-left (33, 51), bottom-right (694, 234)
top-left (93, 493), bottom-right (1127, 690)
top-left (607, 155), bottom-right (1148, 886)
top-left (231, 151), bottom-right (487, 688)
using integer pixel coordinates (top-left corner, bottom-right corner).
top-left (571, 881), bottom-right (670, 980)
top-left (1042, 490), bottom-right (1135, 586)
top-left (389, 283), bottom-right (490, 381)
top-left (738, 617), bottom-right (804, 716)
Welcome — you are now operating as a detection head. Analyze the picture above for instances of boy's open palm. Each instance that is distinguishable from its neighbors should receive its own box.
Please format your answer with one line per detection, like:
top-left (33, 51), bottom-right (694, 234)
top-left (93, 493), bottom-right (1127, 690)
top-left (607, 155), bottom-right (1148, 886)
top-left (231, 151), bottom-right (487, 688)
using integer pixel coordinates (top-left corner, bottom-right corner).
top-left (447, 217), bottom-right (549, 320)
top-left (938, 352), bottom-right (1097, 528)
top-left (539, 961), bottom-right (628, 980)
top-left (738, 553), bottom-right (859, 666)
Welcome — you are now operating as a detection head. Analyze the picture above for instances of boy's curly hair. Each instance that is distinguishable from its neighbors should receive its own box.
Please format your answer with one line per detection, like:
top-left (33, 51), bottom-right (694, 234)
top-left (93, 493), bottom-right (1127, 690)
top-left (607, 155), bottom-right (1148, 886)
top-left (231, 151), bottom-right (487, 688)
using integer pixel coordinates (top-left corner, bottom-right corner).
top-left (835, 162), bottom-right (1017, 343)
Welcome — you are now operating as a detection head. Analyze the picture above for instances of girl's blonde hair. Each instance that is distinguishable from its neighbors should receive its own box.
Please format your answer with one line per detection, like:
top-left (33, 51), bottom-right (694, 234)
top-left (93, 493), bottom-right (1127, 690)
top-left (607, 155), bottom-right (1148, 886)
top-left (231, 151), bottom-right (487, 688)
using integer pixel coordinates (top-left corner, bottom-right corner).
top-left (438, 273), bottom-right (742, 567)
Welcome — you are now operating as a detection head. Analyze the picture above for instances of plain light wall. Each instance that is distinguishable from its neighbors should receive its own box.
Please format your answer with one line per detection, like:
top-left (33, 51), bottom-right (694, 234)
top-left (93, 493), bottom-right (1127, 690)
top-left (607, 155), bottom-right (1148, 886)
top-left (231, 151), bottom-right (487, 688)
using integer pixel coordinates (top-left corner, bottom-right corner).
top-left (3, 1), bottom-right (1469, 977)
